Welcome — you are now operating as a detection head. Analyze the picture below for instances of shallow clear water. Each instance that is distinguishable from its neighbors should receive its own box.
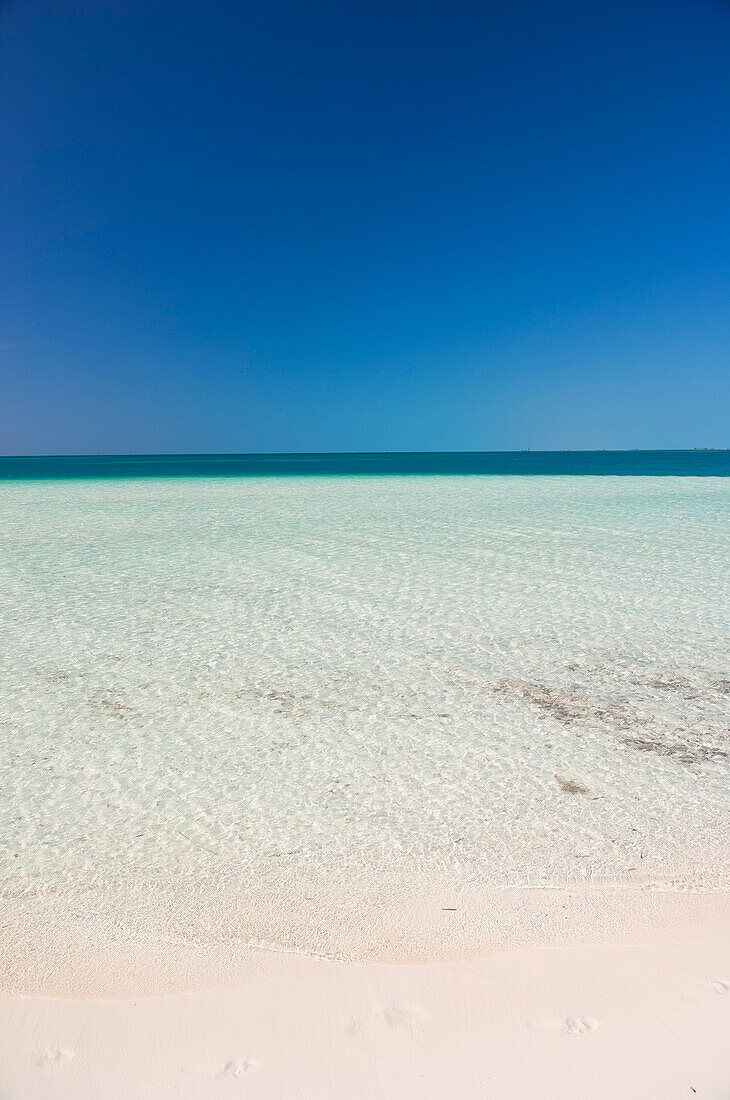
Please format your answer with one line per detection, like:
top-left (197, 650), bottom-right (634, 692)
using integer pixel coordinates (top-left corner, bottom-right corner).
top-left (1, 472), bottom-right (728, 910)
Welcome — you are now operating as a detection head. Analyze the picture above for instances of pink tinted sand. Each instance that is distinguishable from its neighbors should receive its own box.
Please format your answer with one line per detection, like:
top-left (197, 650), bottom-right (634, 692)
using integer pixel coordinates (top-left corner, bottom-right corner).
top-left (1, 889), bottom-right (729, 1099)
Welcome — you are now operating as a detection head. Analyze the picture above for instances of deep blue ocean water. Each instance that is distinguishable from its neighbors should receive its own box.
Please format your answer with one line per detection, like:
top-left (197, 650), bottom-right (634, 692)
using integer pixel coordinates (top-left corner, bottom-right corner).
top-left (0, 450), bottom-right (729, 480)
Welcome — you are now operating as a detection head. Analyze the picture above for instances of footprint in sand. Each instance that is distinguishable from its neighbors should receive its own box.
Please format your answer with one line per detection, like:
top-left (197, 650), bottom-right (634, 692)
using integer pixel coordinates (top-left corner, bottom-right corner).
top-left (383, 1003), bottom-right (428, 1029)
top-left (347, 1003), bottom-right (428, 1037)
top-left (183, 1058), bottom-right (258, 1078)
top-left (218, 1059), bottom-right (258, 1078)
top-left (705, 980), bottom-right (729, 995)
top-left (37, 1047), bottom-right (75, 1069)
top-left (564, 1016), bottom-right (600, 1035)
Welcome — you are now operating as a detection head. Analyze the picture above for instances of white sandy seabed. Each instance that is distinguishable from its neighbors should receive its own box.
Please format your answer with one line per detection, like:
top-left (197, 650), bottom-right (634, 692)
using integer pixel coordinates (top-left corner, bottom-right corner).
top-left (0, 474), bottom-right (729, 1096)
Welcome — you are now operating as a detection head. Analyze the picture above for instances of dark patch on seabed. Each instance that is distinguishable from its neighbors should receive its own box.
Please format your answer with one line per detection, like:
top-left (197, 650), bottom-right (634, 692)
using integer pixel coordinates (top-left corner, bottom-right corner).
top-left (489, 677), bottom-right (730, 766)
top-left (621, 736), bottom-right (728, 765)
top-left (555, 774), bottom-right (588, 794)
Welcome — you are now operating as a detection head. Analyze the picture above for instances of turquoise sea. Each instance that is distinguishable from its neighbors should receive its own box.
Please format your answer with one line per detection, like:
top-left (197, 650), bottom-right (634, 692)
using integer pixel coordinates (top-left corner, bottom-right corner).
top-left (1, 449), bottom-right (729, 479)
top-left (0, 452), bottom-right (728, 981)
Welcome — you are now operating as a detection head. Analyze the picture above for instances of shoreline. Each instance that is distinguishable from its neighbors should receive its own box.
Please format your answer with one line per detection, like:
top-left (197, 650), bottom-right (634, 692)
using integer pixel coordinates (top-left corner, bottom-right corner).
top-left (3, 883), bottom-right (729, 998)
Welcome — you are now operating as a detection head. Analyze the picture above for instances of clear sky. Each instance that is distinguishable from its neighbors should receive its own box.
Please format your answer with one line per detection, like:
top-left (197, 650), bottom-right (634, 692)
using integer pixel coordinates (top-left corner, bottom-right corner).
top-left (2, 0), bottom-right (729, 455)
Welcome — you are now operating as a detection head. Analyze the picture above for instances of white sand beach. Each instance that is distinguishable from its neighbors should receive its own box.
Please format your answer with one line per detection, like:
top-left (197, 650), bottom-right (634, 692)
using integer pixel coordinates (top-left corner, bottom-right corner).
top-left (1, 888), bottom-right (729, 1098)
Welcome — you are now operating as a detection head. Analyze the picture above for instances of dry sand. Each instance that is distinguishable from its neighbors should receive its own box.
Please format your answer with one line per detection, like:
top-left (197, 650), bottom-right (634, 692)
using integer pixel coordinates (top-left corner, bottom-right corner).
top-left (1, 888), bottom-right (729, 1098)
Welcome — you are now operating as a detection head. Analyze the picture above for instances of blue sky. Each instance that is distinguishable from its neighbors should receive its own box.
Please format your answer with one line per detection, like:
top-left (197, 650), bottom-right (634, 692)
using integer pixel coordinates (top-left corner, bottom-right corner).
top-left (2, 0), bottom-right (729, 454)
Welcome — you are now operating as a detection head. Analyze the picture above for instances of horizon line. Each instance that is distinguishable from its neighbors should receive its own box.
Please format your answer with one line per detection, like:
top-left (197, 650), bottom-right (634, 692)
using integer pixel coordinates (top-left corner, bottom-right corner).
top-left (2, 447), bottom-right (728, 461)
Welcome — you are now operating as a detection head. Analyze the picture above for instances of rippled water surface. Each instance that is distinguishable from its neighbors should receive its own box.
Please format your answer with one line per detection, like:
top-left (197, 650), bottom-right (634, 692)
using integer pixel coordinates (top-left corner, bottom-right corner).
top-left (1, 474), bottom-right (729, 917)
